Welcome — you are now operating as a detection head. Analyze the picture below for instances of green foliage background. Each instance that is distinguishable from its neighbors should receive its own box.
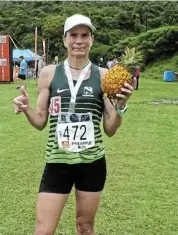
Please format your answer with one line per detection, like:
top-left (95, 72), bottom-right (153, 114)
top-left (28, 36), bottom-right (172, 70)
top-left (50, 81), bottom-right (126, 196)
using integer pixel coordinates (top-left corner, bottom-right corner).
top-left (1, 1), bottom-right (178, 65)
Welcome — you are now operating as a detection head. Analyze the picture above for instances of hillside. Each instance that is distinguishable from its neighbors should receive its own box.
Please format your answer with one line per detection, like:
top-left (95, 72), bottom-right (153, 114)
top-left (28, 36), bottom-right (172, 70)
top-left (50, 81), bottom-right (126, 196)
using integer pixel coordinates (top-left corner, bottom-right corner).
top-left (142, 54), bottom-right (178, 80)
top-left (0, 1), bottom-right (178, 65)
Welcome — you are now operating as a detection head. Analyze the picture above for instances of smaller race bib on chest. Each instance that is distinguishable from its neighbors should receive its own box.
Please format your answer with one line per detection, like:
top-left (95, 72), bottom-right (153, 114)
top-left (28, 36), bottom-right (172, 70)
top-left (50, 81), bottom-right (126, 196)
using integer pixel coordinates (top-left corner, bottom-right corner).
top-left (48, 96), bottom-right (61, 116)
top-left (56, 112), bottom-right (95, 152)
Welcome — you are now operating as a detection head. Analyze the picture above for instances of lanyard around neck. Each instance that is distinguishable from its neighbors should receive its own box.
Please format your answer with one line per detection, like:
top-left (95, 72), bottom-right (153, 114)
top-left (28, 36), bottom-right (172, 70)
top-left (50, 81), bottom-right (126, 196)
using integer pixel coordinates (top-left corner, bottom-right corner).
top-left (64, 59), bottom-right (91, 104)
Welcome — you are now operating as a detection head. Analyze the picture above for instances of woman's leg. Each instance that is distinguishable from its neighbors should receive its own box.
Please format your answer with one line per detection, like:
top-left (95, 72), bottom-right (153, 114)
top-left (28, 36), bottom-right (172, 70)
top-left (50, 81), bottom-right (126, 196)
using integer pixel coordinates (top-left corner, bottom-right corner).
top-left (75, 190), bottom-right (101, 235)
top-left (34, 192), bottom-right (69, 235)
top-left (34, 163), bottom-right (74, 235)
top-left (74, 158), bottom-right (107, 235)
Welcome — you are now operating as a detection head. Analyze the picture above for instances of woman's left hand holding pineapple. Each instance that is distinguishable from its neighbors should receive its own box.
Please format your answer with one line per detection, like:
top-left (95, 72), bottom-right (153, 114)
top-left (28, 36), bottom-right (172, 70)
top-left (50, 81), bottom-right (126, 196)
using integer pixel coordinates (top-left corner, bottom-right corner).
top-left (112, 78), bottom-right (136, 109)
top-left (102, 73), bottom-right (136, 137)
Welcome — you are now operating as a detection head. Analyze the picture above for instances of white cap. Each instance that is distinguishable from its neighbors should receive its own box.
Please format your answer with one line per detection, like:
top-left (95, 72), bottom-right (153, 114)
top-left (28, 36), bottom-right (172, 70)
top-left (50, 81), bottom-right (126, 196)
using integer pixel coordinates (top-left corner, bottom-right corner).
top-left (64, 14), bottom-right (96, 35)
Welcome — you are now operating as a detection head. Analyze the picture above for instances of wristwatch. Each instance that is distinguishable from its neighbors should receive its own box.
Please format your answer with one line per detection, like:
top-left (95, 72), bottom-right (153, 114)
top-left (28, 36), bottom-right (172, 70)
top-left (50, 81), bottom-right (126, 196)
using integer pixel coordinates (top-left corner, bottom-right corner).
top-left (115, 104), bottom-right (128, 117)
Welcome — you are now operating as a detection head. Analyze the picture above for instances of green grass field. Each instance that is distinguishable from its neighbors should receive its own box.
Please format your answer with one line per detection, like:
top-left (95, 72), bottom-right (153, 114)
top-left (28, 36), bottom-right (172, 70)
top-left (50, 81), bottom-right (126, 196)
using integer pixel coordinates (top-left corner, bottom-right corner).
top-left (0, 78), bottom-right (178, 235)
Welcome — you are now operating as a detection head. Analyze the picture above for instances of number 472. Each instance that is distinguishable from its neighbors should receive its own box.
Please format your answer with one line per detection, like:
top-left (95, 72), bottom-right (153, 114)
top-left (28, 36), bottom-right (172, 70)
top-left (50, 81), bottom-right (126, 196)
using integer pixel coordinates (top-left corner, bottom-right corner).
top-left (63, 125), bottom-right (87, 141)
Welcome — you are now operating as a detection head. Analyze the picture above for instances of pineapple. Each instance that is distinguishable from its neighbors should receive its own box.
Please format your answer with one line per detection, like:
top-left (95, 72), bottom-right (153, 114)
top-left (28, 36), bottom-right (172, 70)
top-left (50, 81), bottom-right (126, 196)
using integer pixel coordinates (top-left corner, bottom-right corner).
top-left (101, 47), bottom-right (143, 99)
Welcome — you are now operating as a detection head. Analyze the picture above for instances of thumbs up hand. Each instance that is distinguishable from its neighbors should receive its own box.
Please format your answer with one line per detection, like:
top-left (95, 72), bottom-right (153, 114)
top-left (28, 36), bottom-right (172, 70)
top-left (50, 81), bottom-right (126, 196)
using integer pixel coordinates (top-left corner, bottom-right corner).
top-left (13, 86), bottom-right (29, 114)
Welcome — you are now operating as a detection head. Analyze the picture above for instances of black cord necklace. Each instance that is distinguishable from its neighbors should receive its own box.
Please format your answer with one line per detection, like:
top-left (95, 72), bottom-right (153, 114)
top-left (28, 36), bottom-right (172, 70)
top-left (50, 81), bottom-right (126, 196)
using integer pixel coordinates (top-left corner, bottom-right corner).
top-left (69, 60), bottom-right (89, 70)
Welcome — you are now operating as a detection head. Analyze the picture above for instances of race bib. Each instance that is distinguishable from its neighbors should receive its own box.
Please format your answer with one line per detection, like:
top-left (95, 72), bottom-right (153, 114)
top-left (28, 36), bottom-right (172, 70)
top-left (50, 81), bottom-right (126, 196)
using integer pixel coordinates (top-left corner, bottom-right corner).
top-left (49, 96), bottom-right (61, 116)
top-left (56, 112), bottom-right (95, 152)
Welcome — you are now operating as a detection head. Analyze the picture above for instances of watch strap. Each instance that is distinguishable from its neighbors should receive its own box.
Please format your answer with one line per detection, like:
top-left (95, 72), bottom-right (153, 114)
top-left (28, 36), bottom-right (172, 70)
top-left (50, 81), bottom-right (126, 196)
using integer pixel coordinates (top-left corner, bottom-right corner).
top-left (115, 104), bottom-right (128, 117)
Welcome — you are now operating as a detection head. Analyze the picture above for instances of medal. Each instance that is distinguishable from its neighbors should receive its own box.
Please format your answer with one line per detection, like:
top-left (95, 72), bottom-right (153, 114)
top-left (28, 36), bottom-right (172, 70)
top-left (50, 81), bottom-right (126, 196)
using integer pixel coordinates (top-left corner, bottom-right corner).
top-left (64, 59), bottom-right (91, 113)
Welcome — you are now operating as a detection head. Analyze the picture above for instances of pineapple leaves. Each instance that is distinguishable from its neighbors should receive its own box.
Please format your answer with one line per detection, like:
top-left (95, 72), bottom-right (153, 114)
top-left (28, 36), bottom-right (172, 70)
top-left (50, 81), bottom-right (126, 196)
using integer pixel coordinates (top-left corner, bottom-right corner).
top-left (118, 46), bottom-right (144, 72)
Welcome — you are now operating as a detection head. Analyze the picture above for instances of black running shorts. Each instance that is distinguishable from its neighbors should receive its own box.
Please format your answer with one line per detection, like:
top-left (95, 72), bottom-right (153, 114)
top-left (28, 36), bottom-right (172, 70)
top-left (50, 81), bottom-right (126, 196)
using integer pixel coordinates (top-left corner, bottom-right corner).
top-left (39, 157), bottom-right (107, 194)
top-left (18, 74), bottom-right (26, 80)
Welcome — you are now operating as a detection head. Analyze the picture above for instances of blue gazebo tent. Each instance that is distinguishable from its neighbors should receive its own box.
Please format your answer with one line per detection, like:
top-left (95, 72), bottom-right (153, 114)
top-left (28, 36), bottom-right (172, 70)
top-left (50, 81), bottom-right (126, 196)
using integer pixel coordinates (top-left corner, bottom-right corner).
top-left (13, 48), bottom-right (41, 62)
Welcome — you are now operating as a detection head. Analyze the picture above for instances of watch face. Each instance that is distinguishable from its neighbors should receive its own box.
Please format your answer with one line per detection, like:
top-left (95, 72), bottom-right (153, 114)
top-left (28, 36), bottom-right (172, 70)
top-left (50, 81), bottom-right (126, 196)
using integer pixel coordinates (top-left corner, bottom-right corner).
top-left (116, 105), bottom-right (127, 117)
top-left (70, 113), bottom-right (79, 122)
